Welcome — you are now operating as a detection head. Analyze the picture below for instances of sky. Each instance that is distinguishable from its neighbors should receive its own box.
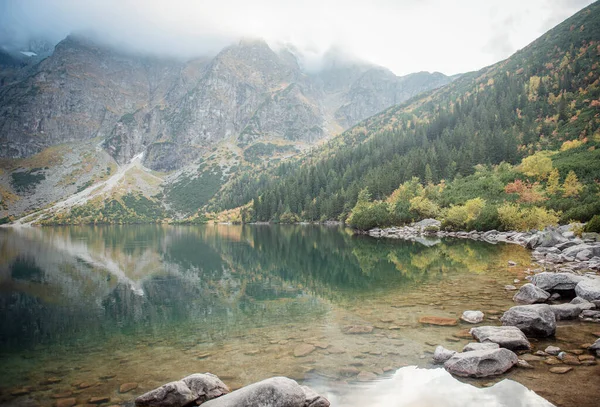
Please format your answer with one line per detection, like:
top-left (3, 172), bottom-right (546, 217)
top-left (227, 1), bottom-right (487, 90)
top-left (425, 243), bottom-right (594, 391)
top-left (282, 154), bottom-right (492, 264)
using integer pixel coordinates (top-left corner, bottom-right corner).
top-left (0, 0), bottom-right (595, 75)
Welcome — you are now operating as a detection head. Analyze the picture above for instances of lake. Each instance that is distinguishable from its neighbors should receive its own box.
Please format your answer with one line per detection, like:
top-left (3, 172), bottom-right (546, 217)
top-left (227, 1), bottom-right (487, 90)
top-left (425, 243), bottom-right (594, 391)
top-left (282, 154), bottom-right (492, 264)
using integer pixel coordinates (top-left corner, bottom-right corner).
top-left (0, 225), bottom-right (597, 406)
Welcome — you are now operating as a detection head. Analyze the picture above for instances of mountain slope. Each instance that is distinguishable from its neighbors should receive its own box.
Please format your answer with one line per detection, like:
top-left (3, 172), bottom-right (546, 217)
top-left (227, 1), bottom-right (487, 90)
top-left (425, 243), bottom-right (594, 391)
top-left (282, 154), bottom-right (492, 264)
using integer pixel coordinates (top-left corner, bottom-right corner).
top-left (215, 1), bottom-right (600, 226)
top-left (0, 36), bottom-right (451, 222)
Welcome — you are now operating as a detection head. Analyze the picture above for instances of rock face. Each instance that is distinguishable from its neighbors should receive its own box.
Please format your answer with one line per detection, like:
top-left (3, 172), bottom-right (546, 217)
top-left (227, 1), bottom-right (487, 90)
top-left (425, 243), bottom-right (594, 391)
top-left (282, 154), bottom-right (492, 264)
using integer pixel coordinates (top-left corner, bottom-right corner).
top-left (575, 278), bottom-right (600, 301)
top-left (470, 326), bottom-right (531, 350)
top-left (530, 272), bottom-right (583, 293)
top-left (135, 373), bottom-right (229, 407)
top-left (461, 310), bottom-right (484, 324)
top-left (0, 35), bottom-right (451, 169)
top-left (201, 377), bottom-right (322, 407)
top-left (444, 348), bottom-right (518, 377)
top-left (501, 304), bottom-right (556, 337)
top-left (513, 283), bottom-right (550, 304)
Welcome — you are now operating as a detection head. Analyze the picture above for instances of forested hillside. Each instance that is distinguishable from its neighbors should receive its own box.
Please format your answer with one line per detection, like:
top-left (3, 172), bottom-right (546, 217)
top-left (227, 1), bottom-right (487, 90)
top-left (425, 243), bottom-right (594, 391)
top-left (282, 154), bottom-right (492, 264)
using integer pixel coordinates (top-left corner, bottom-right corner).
top-left (215, 2), bottom-right (600, 231)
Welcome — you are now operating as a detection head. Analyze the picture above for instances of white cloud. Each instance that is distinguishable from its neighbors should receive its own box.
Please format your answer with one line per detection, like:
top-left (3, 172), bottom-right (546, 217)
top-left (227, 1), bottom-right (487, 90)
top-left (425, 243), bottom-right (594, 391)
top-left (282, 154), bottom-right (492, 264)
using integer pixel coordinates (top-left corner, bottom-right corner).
top-left (0, 0), bottom-right (594, 75)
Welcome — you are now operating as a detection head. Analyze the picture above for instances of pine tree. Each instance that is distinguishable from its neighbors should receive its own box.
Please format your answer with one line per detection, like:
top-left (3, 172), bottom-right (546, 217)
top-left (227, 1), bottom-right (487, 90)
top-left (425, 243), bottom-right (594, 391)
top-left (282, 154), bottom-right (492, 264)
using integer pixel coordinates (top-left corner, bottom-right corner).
top-left (546, 168), bottom-right (561, 196)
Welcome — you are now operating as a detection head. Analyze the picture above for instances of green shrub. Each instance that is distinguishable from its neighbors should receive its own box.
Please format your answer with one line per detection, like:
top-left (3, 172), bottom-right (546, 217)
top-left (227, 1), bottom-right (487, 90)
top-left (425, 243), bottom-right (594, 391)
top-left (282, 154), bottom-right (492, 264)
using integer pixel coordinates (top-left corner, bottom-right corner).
top-left (584, 215), bottom-right (600, 233)
top-left (497, 203), bottom-right (560, 231)
top-left (467, 205), bottom-right (502, 231)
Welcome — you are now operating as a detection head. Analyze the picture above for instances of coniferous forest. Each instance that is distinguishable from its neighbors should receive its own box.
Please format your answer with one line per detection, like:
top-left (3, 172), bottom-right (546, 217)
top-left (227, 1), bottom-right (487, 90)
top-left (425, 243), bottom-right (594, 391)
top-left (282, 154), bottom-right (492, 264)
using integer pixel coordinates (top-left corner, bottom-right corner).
top-left (212, 3), bottom-right (600, 231)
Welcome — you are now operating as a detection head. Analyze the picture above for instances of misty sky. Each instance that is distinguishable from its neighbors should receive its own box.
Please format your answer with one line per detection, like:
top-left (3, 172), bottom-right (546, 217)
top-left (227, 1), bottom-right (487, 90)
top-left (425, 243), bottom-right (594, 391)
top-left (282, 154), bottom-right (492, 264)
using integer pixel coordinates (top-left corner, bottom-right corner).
top-left (0, 0), bottom-right (595, 75)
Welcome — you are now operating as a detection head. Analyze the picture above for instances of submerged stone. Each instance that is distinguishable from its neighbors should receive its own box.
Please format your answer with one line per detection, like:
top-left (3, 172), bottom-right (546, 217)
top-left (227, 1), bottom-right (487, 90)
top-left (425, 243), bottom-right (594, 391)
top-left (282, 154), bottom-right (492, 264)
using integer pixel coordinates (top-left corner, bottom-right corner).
top-left (418, 316), bottom-right (458, 326)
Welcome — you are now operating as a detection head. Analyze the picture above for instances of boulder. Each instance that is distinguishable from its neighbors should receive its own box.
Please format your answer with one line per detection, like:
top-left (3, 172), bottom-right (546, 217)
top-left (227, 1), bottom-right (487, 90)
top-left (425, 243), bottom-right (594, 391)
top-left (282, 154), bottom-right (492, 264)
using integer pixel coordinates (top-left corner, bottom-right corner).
top-left (576, 249), bottom-right (593, 261)
top-left (469, 326), bottom-right (531, 351)
top-left (135, 381), bottom-right (195, 407)
top-left (575, 278), bottom-right (600, 302)
top-left (530, 272), bottom-right (583, 293)
top-left (433, 346), bottom-right (456, 364)
top-left (545, 346), bottom-right (561, 356)
top-left (461, 310), bottom-right (484, 324)
top-left (301, 386), bottom-right (330, 407)
top-left (182, 373), bottom-right (230, 404)
top-left (413, 219), bottom-right (441, 231)
top-left (135, 373), bottom-right (229, 407)
top-left (501, 304), bottom-right (556, 337)
top-left (537, 229), bottom-right (568, 248)
top-left (201, 377), bottom-right (327, 407)
top-left (513, 283), bottom-right (550, 304)
top-left (579, 309), bottom-right (600, 322)
top-left (563, 244), bottom-right (600, 258)
top-left (589, 339), bottom-right (600, 352)
top-left (462, 342), bottom-right (500, 352)
top-left (444, 348), bottom-right (518, 377)
top-left (550, 303), bottom-right (586, 320)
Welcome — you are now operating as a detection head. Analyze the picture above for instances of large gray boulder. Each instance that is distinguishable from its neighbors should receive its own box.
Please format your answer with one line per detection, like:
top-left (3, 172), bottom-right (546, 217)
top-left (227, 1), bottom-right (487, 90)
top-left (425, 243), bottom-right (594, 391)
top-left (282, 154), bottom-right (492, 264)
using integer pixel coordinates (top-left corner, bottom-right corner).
top-left (530, 272), bottom-right (583, 293)
top-left (202, 377), bottom-right (329, 407)
top-left (575, 278), bottom-right (600, 302)
top-left (537, 229), bottom-right (568, 248)
top-left (563, 243), bottom-right (600, 258)
top-left (469, 326), bottom-right (531, 351)
top-left (444, 348), bottom-right (518, 377)
top-left (135, 373), bottom-right (229, 407)
top-left (513, 283), bottom-right (550, 304)
top-left (501, 304), bottom-right (556, 337)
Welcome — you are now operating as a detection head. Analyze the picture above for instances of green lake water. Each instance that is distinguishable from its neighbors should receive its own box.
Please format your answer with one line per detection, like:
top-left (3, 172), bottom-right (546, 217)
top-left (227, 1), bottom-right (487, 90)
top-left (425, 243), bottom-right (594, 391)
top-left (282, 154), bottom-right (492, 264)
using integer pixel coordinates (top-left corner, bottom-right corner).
top-left (1, 225), bottom-right (597, 406)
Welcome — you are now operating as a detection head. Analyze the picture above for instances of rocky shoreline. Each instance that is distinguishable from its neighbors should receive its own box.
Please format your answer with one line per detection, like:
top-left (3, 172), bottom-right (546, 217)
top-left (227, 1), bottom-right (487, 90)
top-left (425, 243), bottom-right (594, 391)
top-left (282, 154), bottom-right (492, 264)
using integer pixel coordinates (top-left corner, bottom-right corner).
top-left (365, 220), bottom-right (600, 380)
top-left (365, 220), bottom-right (600, 272)
top-left (133, 373), bottom-right (329, 407)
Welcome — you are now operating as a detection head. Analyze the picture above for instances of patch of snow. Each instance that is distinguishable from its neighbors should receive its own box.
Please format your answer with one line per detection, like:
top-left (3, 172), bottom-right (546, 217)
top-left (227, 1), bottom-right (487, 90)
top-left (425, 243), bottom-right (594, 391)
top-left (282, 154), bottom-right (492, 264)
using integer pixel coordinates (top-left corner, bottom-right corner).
top-left (20, 51), bottom-right (37, 57)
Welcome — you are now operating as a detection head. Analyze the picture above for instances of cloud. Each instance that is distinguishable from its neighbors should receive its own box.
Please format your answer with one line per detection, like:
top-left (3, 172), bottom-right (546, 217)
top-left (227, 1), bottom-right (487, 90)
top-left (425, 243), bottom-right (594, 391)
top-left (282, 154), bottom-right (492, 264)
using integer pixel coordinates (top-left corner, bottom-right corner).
top-left (0, 0), bottom-right (594, 75)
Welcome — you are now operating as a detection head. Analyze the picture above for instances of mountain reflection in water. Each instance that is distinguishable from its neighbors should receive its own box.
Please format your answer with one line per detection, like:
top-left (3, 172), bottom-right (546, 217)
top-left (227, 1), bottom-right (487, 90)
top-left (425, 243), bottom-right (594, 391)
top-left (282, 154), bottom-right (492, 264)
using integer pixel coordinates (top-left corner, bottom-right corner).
top-left (0, 224), bottom-right (554, 407)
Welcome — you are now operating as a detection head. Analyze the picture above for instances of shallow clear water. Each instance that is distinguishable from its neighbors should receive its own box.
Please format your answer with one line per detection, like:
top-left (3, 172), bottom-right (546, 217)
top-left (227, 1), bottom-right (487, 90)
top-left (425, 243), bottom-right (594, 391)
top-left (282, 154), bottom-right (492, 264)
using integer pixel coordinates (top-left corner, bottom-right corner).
top-left (0, 225), bottom-right (597, 406)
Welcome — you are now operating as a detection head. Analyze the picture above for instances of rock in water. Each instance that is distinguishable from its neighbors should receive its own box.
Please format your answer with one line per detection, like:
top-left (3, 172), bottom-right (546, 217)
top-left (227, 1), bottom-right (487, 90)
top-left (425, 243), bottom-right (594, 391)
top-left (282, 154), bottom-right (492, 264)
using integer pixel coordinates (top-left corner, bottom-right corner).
top-left (444, 348), bottom-right (518, 377)
top-left (501, 304), bottom-right (556, 337)
top-left (575, 278), bottom-right (600, 302)
top-left (550, 303), bottom-right (585, 320)
top-left (462, 343), bottom-right (500, 352)
top-left (182, 373), bottom-right (230, 404)
top-left (202, 377), bottom-right (317, 407)
top-left (301, 385), bottom-right (330, 407)
top-left (513, 284), bottom-right (550, 304)
top-left (461, 310), bottom-right (484, 324)
top-left (418, 316), bottom-right (458, 326)
top-left (293, 344), bottom-right (316, 357)
top-left (470, 326), bottom-right (531, 351)
top-left (531, 272), bottom-right (583, 293)
top-left (135, 373), bottom-right (229, 407)
top-left (343, 325), bottom-right (374, 334)
top-left (433, 346), bottom-right (456, 364)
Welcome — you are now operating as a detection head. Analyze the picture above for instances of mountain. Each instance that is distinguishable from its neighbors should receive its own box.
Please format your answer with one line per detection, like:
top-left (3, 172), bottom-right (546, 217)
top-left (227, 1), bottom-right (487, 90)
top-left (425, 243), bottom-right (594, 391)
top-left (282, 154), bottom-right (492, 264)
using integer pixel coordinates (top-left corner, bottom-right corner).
top-left (0, 36), bottom-right (451, 223)
top-left (214, 1), bottom-right (600, 228)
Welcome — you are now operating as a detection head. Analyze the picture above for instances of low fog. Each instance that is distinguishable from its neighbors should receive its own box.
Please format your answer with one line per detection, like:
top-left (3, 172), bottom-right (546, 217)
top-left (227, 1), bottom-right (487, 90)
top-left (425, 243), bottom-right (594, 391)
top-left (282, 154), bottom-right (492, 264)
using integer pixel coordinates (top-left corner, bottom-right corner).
top-left (0, 0), bottom-right (594, 75)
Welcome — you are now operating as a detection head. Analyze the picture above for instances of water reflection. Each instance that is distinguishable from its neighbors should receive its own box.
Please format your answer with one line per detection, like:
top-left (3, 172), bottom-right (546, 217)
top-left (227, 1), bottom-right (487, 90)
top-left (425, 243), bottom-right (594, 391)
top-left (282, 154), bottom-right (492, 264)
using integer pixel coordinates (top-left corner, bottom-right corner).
top-left (1, 224), bottom-right (556, 407)
top-left (323, 367), bottom-right (554, 407)
top-left (0, 224), bottom-right (532, 352)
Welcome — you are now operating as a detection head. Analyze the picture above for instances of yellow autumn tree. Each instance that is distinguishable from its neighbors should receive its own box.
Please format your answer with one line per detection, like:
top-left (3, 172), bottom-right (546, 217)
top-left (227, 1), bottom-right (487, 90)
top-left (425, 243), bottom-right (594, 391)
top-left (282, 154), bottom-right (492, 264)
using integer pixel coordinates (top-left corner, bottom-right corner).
top-left (546, 168), bottom-right (561, 196)
top-left (519, 152), bottom-right (554, 180)
top-left (563, 170), bottom-right (583, 197)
